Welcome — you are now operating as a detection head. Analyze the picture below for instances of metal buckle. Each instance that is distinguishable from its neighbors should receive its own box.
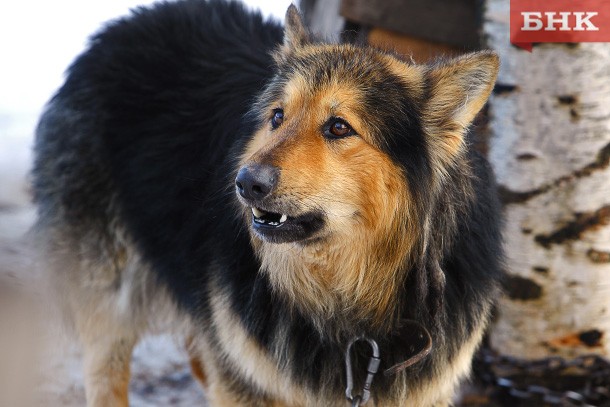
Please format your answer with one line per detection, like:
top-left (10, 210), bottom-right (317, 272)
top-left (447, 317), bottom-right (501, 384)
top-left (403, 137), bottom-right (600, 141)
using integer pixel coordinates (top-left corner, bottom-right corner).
top-left (345, 336), bottom-right (381, 406)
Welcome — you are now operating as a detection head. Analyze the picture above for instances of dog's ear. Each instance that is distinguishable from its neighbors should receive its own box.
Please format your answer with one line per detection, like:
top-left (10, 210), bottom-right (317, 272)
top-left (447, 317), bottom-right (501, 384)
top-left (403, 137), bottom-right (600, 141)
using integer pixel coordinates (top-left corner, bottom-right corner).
top-left (423, 51), bottom-right (499, 169)
top-left (284, 5), bottom-right (310, 48)
top-left (282, 5), bottom-right (311, 51)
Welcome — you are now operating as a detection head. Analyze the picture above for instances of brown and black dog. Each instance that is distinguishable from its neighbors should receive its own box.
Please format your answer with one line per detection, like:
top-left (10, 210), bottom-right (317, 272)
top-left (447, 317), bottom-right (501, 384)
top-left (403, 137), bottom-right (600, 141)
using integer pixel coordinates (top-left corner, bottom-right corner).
top-left (32, 1), bottom-right (502, 405)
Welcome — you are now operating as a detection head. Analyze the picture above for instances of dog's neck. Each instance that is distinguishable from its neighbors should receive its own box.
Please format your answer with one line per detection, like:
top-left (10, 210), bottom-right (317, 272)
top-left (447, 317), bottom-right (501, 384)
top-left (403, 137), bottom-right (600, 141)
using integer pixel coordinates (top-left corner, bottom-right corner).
top-left (252, 228), bottom-right (415, 336)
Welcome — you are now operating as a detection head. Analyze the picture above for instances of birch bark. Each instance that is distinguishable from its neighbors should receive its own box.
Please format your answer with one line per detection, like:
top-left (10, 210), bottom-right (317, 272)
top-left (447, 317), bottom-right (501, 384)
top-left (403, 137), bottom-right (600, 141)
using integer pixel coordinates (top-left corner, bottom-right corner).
top-left (485, 0), bottom-right (610, 358)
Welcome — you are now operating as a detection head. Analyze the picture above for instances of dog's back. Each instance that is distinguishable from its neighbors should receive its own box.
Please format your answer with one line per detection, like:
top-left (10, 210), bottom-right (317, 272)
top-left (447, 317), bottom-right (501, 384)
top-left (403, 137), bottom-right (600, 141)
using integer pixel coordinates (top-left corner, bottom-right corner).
top-left (32, 1), bottom-right (282, 404)
top-left (33, 0), bottom-right (281, 301)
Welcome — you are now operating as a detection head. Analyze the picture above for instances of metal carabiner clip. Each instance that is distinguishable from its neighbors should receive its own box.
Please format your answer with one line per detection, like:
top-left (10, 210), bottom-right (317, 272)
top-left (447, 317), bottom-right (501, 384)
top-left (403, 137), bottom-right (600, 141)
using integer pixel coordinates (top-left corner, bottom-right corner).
top-left (345, 336), bottom-right (381, 406)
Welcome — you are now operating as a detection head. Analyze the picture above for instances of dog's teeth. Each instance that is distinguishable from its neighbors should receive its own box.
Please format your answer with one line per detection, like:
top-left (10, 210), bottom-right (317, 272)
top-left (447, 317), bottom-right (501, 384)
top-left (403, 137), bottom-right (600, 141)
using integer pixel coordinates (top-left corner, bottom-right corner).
top-left (252, 207), bottom-right (265, 218)
top-left (279, 214), bottom-right (287, 223)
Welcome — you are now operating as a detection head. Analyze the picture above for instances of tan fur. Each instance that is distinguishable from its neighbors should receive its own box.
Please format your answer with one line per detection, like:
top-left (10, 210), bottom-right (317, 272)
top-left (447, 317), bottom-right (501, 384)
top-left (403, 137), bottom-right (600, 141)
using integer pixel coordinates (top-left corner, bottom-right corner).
top-left (204, 281), bottom-right (309, 406)
top-left (200, 280), bottom-right (491, 407)
top-left (81, 334), bottom-right (134, 407)
top-left (241, 40), bottom-right (498, 335)
top-left (380, 53), bottom-right (427, 97)
top-left (186, 336), bottom-right (208, 388)
top-left (240, 72), bottom-right (419, 331)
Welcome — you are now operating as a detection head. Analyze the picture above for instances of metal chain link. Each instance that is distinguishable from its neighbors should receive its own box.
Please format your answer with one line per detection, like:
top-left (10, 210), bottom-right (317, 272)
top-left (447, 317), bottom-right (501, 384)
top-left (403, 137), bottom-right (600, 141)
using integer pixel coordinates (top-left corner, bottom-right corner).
top-left (473, 348), bottom-right (610, 406)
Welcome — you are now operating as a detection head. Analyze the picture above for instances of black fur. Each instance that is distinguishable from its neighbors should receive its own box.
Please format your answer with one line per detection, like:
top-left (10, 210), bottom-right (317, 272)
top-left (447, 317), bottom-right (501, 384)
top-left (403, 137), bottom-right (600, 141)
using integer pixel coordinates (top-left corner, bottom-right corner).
top-left (33, 0), bottom-right (503, 404)
top-left (35, 0), bottom-right (283, 310)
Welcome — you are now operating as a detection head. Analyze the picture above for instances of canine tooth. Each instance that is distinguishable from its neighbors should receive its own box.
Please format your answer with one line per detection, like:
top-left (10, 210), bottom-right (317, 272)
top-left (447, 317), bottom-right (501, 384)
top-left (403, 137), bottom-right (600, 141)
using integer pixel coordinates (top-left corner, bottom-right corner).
top-left (252, 207), bottom-right (265, 218)
top-left (279, 214), bottom-right (287, 223)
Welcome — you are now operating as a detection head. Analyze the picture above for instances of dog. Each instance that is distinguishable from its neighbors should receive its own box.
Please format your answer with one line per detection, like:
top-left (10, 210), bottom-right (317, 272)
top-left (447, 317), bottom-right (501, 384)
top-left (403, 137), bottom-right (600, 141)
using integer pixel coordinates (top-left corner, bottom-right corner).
top-left (31, 0), bottom-right (503, 405)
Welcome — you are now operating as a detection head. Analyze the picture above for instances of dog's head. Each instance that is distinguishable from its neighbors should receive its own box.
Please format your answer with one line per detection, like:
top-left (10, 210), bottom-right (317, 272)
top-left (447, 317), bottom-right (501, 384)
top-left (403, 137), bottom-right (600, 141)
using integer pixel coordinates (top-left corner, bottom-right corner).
top-left (234, 6), bottom-right (498, 324)
top-left (237, 5), bottom-right (497, 247)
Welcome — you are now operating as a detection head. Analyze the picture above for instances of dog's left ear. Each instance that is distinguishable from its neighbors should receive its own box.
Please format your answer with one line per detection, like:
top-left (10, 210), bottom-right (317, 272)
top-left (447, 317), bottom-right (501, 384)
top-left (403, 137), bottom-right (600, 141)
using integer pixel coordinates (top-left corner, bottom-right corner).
top-left (423, 51), bottom-right (499, 168)
top-left (281, 5), bottom-right (311, 54)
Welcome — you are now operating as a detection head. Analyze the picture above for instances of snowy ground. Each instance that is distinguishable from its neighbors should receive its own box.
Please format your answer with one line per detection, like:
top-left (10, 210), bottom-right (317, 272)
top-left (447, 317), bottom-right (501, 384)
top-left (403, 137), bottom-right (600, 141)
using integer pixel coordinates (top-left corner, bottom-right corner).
top-left (38, 336), bottom-right (208, 406)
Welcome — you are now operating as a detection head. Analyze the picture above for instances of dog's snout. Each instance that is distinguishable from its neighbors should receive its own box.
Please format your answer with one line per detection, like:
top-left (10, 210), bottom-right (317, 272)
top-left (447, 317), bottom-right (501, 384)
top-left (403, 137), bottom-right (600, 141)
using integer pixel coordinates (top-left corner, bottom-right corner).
top-left (235, 164), bottom-right (279, 201)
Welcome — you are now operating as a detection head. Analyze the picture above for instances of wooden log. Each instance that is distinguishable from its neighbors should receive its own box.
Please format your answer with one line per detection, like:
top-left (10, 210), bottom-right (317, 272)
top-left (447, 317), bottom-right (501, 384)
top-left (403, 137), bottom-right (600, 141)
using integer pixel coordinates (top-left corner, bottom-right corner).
top-left (340, 0), bottom-right (480, 49)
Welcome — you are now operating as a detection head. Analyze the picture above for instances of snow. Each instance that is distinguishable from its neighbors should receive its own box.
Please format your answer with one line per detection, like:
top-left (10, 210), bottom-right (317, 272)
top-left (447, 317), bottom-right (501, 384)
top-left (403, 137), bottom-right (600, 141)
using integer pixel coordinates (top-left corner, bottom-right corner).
top-left (37, 334), bottom-right (208, 406)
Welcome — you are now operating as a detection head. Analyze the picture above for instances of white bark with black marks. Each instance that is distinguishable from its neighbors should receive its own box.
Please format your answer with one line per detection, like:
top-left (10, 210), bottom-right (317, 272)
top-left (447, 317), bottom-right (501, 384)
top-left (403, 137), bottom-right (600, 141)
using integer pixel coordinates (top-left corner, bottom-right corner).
top-left (485, 0), bottom-right (610, 358)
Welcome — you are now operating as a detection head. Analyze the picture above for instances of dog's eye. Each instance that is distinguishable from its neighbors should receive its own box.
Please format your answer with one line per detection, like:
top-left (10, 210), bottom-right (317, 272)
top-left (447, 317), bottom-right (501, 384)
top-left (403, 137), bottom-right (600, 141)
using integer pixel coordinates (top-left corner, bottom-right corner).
top-left (271, 109), bottom-right (284, 129)
top-left (324, 118), bottom-right (355, 139)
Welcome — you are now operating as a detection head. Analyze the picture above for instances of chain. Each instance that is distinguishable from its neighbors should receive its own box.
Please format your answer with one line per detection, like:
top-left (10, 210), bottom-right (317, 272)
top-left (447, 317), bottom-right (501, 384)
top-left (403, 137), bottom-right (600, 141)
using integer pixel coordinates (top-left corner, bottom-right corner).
top-left (473, 347), bottom-right (610, 406)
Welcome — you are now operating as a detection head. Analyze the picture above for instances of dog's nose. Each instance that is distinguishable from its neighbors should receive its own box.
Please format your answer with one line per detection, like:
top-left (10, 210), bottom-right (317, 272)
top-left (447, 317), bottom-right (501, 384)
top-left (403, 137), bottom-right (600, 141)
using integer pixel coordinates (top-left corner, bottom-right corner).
top-left (235, 164), bottom-right (279, 201)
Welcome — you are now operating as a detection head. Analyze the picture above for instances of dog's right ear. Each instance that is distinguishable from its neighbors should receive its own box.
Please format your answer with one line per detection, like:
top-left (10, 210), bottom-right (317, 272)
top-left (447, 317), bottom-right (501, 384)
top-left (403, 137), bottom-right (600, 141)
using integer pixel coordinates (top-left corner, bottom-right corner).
top-left (277, 5), bottom-right (311, 58)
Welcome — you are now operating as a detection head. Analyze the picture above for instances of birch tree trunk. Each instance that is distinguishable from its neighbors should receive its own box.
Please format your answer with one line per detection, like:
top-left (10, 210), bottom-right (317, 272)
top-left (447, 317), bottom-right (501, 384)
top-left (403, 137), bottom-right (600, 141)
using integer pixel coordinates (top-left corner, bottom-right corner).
top-left (485, 1), bottom-right (610, 359)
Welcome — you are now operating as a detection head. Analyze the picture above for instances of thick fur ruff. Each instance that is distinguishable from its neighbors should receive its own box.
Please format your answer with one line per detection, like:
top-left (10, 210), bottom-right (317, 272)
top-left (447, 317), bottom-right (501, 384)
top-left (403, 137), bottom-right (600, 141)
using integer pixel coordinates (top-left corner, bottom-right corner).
top-left (32, 0), bottom-right (503, 405)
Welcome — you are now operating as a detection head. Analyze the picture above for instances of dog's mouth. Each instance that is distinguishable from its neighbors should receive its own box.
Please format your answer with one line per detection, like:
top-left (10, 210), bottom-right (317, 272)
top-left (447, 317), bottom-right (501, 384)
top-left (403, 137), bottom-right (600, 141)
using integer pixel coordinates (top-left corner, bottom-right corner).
top-left (251, 207), bottom-right (288, 227)
top-left (248, 206), bottom-right (324, 244)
